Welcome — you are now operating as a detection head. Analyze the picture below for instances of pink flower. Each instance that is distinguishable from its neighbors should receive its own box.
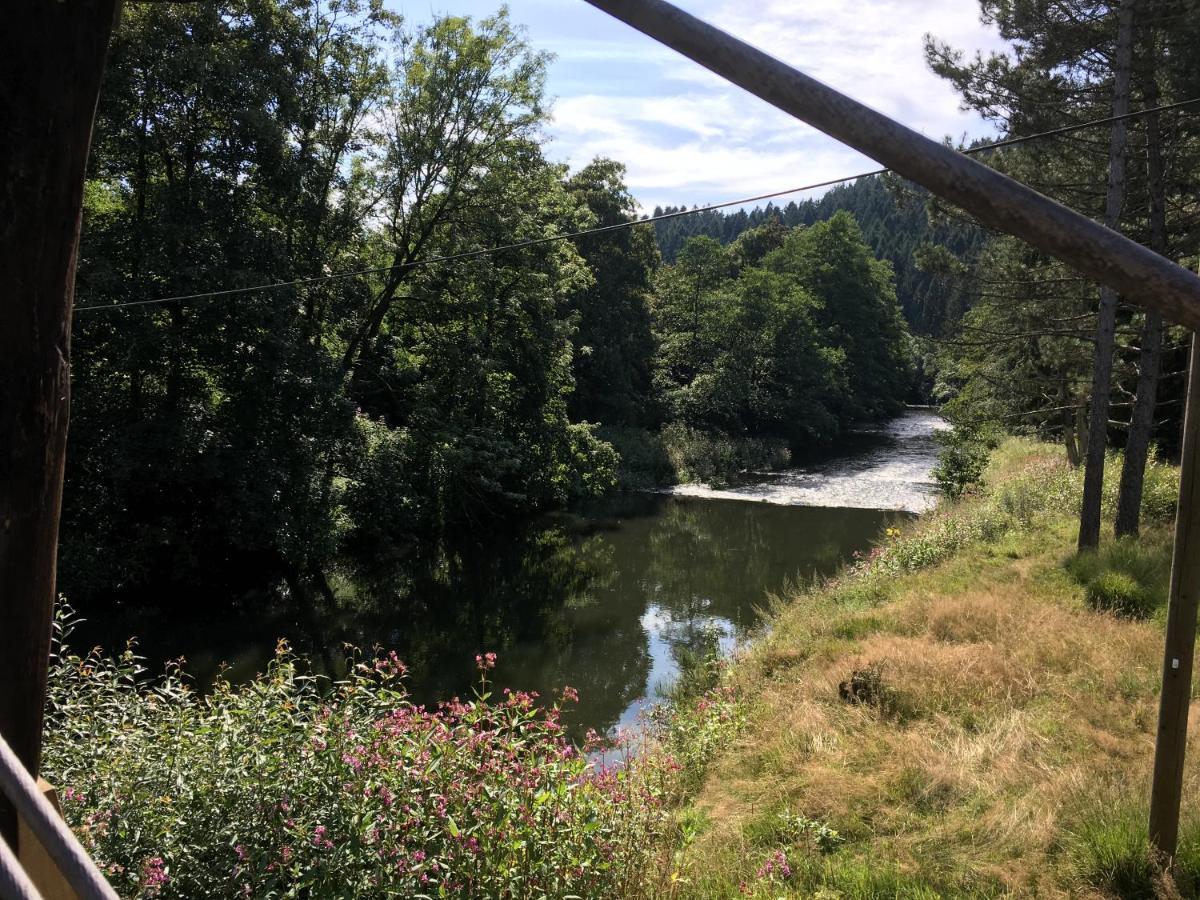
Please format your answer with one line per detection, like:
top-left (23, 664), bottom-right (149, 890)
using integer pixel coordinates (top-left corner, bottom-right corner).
top-left (756, 849), bottom-right (792, 881)
top-left (313, 825), bottom-right (333, 849)
top-left (475, 652), bottom-right (497, 671)
top-left (560, 685), bottom-right (579, 704)
top-left (141, 856), bottom-right (168, 895)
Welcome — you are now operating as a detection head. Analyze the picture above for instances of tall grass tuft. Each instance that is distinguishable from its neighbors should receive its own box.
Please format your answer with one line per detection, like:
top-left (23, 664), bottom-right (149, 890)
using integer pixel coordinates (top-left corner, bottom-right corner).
top-left (1061, 800), bottom-right (1200, 898)
top-left (1065, 536), bottom-right (1172, 619)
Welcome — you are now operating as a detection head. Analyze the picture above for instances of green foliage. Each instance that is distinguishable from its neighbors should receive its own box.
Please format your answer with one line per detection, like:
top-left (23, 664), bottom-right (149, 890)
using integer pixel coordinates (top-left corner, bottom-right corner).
top-left (598, 426), bottom-right (677, 489)
top-left (1066, 537), bottom-right (1172, 619)
top-left (932, 426), bottom-right (992, 499)
top-left (565, 159), bottom-right (661, 428)
top-left (651, 175), bottom-right (985, 337)
top-left (45, 617), bottom-right (676, 898)
top-left (651, 212), bottom-right (913, 468)
top-left (66, 2), bottom-right (622, 604)
top-left (747, 811), bottom-right (845, 855)
top-left (1103, 447), bottom-right (1179, 524)
top-left (660, 423), bottom-right (789, 486)
top-left (44, 604), bottom-right (747, 898)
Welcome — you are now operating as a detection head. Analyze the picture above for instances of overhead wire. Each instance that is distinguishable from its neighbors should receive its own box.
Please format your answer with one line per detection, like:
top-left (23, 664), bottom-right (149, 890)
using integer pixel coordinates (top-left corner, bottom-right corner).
top-left (75, 95), bottom-right (1200, 313)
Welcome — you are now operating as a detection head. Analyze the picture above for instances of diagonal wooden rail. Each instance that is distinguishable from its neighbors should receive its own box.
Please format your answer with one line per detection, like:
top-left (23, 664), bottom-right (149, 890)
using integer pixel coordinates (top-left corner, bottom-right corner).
top-left (581, 0), bottom-right (1200, 329)
top-left (581, 0), bottom-right (1200, 863)
top-left (0, 732), bottom-right (118, 899)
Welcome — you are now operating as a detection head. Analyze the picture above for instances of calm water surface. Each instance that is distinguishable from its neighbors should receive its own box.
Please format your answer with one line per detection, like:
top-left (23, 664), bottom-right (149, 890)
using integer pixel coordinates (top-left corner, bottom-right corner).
top-left (74, 409), bottom-right (943, 740)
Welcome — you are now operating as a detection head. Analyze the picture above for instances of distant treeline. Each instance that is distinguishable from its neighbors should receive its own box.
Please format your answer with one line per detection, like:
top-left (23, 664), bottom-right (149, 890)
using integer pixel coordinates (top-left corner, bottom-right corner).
top-left (650, 175), bottom-right (985, 335)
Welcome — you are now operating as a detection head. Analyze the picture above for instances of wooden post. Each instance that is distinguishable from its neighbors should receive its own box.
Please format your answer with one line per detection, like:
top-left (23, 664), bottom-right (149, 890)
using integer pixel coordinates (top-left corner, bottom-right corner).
top-left (0, 0), bottom-right (119, 847)
top-left (1149, 328), bottom-right (1200, 861)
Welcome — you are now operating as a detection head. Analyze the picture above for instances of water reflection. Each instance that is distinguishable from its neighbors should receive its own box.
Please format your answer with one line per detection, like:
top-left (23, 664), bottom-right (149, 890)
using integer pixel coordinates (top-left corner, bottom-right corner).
top-left (75, 494), bottom-right (905, 740)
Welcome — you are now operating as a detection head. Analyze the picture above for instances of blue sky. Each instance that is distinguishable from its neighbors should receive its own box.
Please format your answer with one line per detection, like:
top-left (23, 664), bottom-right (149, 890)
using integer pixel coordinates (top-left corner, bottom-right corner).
top-left (390, 1), bottom-right (1009, 211)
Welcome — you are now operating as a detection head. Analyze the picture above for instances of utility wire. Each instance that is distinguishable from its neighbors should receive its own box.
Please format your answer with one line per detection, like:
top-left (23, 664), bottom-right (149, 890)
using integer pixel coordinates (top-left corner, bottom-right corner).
top-left (75, 95), bottom-right (1200, 313)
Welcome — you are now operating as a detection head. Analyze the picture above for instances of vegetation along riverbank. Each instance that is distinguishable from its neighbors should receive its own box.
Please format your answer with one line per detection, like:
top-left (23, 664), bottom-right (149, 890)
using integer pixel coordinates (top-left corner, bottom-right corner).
top-left (44, 437), bottom-right (1193, 897)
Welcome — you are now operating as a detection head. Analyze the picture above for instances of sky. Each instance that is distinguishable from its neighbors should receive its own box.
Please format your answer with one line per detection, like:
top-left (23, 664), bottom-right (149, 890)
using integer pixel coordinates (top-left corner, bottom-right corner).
top-left (391, 1), bottom-right (1010, 211)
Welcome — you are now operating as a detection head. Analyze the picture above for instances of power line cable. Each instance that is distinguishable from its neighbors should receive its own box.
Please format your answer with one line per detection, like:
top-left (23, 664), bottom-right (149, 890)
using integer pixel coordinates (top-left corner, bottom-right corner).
top-left (75, 95), bottom-right (1200, 313)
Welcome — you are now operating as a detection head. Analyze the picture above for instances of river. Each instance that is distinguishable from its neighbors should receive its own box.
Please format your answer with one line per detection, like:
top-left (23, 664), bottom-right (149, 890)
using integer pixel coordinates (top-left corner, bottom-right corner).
top-left (71, 408), bottom-right (945, 741)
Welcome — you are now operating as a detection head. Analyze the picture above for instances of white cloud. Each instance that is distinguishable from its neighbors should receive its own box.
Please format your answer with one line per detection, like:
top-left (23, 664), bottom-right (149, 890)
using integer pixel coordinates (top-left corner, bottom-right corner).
top-left (537, 0), bottom-right (1008, 210)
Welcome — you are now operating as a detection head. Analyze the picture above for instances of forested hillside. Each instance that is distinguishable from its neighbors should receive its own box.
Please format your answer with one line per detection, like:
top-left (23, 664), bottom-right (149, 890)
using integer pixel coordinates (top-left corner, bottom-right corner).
top-left (927, 0), bottom-right (1200, 545)
top-left (66, 0), bottom-right (913, 611)
top-left (651, 175), bottom-right (986, 335)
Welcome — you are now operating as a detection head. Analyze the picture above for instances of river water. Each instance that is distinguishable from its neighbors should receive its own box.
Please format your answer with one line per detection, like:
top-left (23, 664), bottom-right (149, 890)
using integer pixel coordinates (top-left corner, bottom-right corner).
top-left (73, 409), bottom-right (945, 741)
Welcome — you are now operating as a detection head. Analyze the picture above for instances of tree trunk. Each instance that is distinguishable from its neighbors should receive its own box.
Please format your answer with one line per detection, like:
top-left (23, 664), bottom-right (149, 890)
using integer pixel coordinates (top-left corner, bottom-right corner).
top-left (1078, 0), bottom-right (1137, 551)
top-left (0, 0), bottom-right (118, 847)
top-left (1063, 382), bottom-right (1081, 467)
top-left (1115, 46), bottom-right (1168, 538)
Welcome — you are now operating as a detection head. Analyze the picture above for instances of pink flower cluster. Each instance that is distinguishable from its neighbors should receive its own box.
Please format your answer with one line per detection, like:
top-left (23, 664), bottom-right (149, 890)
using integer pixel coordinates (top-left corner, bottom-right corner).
top-left (141, 856), bottom-right (168, 895)
top-left (756, 849), bottom-right (792, 881)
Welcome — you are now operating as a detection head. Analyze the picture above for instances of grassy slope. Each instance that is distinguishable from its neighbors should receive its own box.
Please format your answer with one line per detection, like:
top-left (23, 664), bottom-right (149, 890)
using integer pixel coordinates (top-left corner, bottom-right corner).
top-left (668, 440), bottom-right (1200, 899)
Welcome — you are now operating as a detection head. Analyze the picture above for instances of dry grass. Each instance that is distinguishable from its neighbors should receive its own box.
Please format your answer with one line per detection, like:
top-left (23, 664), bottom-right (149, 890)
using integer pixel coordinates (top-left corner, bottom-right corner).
top-left (665, 442), bottom-right (1200, 899)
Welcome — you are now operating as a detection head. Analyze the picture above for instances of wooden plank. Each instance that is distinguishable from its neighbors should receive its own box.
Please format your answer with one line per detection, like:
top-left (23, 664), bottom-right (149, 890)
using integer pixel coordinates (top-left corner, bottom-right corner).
top-left (0, 0), bottom-right (119, 846)
top-left (18, 780), bottom-right (81, 900)
top-left (1149, 330), bottom-right (1200, 861)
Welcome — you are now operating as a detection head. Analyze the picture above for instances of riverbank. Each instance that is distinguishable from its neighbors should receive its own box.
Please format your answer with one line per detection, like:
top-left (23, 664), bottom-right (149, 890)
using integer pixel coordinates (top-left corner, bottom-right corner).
top-left (46, 438), bottom-right (1193, 897)
top-left (666, 439), bottom-right (1197, 898)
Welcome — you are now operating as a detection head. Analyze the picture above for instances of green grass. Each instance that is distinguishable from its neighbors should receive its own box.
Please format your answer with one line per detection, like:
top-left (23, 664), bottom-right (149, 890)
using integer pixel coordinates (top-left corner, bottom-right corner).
top-left (665, 439), bottom-right (1194, 898)
top-left (1065, 536), bottom-right (1172, 619)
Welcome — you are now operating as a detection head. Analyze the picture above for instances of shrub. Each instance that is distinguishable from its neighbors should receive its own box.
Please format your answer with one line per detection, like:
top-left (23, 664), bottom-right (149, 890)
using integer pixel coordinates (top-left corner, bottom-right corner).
top-left (932, 426), bottom-right (992, 500)
top-left (1066, 537), bottom-right (1171, 620)
top-left (43, 620), bottom-right (675, 899)
top-left (599, 425), bottom-right (677, 489)
top-left (1086, 571), bottom-right (1151, 618)
top-left (659, 422), bottom-right (789, 486)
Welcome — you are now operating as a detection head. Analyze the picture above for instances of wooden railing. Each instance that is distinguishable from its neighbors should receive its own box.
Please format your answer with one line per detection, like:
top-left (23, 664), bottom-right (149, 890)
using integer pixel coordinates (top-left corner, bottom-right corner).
top-left (0, 735), bottom-right (118, 900)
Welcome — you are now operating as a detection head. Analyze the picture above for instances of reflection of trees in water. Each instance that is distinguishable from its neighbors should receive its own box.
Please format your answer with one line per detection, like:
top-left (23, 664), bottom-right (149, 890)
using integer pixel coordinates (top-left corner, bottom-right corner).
top-left (636, 498), bottom-right (903, 673)
top-left (73, 495), bottom-right (900, 742)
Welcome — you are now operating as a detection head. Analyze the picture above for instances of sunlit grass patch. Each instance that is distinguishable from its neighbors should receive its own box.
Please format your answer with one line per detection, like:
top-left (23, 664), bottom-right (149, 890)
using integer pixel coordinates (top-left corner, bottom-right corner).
top-left (1065, 531), bottom-right (1173, 619)
top-left (668, 439), bottom-right (1189, 897)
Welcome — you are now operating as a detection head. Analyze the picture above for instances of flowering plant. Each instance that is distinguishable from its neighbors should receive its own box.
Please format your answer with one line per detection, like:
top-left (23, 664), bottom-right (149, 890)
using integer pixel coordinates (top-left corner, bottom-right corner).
top-left (44, 624), bottom-right (679, 898)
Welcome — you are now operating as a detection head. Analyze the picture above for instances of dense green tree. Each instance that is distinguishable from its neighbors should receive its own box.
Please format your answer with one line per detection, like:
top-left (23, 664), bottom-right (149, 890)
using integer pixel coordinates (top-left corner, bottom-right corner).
top-left (763, 212), bottom-right (913, 421)
top-left (66, 1), bottom-right (616, 605)
top-left (564, 159), bottom-right (660, 427)
top-left (652, 214), bottom-right (911, 451)
top-left (650, 176), bottom-right (985, 337)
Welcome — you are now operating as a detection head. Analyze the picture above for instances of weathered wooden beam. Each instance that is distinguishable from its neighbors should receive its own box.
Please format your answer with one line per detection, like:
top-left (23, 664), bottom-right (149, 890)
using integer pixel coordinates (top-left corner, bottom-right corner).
top-left (581, 0), bottom-right (1200, 329)
top-left (1149, 329), bottom-right (1200, 862)
top-left (0, 0), bottom-right (119, 846)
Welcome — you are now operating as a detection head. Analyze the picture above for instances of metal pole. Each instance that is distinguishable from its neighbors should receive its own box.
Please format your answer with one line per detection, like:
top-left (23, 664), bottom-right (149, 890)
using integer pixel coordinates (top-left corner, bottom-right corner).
top-left (580, 0), bottom-right (1200, 330)
top-left (1149, 328), bottom-right (1200, 861)
top-left (0, 735), bottom-right (119, 900)
top-left (0, 834), bottom-right (41, 900)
